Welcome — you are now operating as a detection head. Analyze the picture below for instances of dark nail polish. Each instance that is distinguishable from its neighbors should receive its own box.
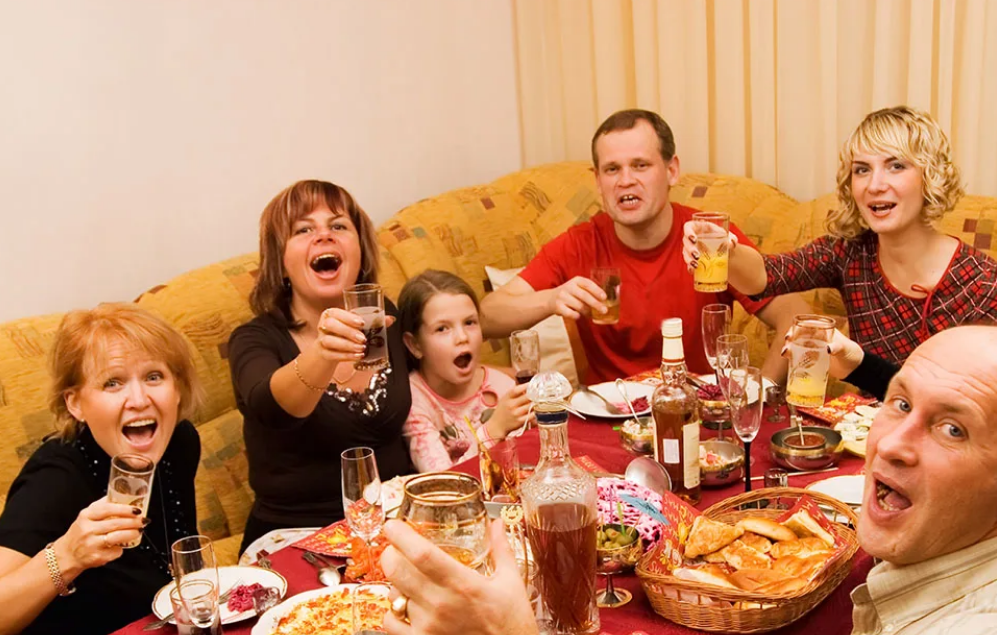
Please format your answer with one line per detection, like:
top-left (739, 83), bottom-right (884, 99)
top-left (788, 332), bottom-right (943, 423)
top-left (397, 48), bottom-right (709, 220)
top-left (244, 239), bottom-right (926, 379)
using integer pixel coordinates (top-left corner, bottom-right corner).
top-left (142, 517), bottom-right (152, 527)
top-left (132, 507), bottom-right (142, 515)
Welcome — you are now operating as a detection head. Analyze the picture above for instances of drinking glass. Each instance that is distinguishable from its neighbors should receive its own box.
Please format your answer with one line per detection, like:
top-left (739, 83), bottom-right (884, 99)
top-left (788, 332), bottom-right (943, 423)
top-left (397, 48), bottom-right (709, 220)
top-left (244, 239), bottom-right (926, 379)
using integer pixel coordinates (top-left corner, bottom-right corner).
top-left (692, 212), bottom-right (730, 292)
top-left (479, 438), bottom-right (520, 502)
top-left (786, 315), bottom-right (836, 408)
top-left (171, 536), bottom-right (222, 634)
top-left (341, 447), bottom-right (385, 545)
top-left (351, 582), bottom-right (390, 634)
top-left (510, 330), bottom-right (540, 386)
top-left (701, 304), bottom-right (731, 382)
top-left (398, 472), bottom-right (490, 572)
top-left (344, 284), bottom-right (389, 370)
top-left (730, 366), bottom-right (763, 492)
top-left (765, 384), bottom-right (786, 423)
top-left (590, 267), bottom-right (621, 325)
top-left (107, 454), bottom-right (155, 548)
top-left (715, 333), bottom-right (749, 441)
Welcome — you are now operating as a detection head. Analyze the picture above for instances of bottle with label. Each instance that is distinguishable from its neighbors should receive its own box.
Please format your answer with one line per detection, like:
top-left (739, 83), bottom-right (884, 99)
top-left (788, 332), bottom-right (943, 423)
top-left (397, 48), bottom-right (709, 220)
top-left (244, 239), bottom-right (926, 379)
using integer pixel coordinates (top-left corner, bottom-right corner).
top-left (651, 318), bottom-right (702, 505)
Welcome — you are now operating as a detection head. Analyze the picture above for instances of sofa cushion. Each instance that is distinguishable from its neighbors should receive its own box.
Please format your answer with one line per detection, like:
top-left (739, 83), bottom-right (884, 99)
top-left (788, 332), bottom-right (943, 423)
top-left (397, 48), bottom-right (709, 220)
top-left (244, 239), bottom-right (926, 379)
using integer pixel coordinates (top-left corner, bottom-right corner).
top-left (194, 409), bottom-right (252, 542)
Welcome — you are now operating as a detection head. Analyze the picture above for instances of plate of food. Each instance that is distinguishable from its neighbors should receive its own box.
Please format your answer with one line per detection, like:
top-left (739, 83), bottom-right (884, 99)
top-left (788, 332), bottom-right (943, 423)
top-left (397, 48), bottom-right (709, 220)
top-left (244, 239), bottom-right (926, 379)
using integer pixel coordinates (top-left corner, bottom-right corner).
top-left (252, 583), bottom-right (390, 635)
top-left (152, 565), bottom-right (287, 626)
top-left (832, 404), bottom-right (880, 457)
top-left (569, 381), bottom-right (653, 419)
top-left (692, 374), bottom-right (773, 405)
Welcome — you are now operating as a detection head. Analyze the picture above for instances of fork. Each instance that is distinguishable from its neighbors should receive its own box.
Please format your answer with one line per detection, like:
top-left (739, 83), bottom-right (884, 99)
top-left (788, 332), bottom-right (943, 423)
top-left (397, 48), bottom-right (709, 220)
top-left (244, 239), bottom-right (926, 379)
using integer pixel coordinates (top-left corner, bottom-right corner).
top-left (578, 385), bottom-right (623, 415)
top-left (142, 577), bottom-right (244, 630)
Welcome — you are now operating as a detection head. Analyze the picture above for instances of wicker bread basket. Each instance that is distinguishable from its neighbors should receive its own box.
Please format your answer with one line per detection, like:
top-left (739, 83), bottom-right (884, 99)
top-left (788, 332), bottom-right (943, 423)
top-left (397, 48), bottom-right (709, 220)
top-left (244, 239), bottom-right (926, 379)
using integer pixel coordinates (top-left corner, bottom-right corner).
top-left (636, 487), bottom-right (860, 633)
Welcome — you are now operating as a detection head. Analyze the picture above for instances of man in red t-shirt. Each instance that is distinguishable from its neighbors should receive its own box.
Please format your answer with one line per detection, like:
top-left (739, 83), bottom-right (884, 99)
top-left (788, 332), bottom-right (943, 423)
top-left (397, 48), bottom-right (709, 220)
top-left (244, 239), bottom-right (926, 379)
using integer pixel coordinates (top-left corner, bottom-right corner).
top-left (480, 109), bottom-right (808, 385)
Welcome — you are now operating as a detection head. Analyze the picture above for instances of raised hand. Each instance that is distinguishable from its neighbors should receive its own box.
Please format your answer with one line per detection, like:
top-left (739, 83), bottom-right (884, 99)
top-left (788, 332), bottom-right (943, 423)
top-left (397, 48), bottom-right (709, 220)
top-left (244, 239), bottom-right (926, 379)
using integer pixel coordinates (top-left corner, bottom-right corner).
top-left (487, 383), bottom-right (532, 438)
top-left (55, 498), bottom-right (145, 572)
top-left (682, 220), bottom-right (738, 274)
top-left (548, 276), bottom-right (607, 321)
top-left (781, 326), bottom-right (864, 380)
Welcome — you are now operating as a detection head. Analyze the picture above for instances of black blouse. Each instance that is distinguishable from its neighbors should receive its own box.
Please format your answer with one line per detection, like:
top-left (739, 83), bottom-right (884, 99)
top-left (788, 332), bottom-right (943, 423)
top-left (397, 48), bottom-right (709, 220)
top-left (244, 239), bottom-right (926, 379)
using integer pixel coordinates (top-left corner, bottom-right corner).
top-left (0, 421), bottom-right (199, 635)
top-left (227, 302), bottom-right (412, 528)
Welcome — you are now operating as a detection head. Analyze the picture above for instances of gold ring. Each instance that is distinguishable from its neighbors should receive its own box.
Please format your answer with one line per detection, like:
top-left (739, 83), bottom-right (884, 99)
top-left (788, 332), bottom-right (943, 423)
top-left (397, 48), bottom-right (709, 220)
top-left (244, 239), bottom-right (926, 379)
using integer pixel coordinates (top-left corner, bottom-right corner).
top-left (390, 594), bottom-right (409, 620)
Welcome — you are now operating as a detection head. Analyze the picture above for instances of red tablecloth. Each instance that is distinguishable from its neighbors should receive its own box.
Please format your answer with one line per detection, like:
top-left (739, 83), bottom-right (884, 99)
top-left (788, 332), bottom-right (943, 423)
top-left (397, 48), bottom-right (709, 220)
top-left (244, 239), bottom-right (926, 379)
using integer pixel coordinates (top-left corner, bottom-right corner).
top-left (115, 409), bottom-right (872, 635)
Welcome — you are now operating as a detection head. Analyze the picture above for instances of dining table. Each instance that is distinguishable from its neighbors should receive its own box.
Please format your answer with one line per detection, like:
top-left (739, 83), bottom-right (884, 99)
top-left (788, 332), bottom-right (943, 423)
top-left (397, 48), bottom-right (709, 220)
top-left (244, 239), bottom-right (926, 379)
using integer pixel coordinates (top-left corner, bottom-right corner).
top-left (115, 401), bottom-right (873, 635)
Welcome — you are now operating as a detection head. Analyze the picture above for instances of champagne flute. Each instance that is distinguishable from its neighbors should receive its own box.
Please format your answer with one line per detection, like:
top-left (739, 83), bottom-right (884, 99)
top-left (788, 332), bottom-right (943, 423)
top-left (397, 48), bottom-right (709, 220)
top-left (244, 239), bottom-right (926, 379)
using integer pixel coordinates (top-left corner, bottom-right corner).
top-left (171, 535), bottom-right (222, 634)
top-left (730, 366), bottom-right (763, 492)
top-left (701, 303), bottom-right (731, 384)
top-left (715, 334), bottom-right (749, 441)
top-left (341, 447), bottom-right (386, 548)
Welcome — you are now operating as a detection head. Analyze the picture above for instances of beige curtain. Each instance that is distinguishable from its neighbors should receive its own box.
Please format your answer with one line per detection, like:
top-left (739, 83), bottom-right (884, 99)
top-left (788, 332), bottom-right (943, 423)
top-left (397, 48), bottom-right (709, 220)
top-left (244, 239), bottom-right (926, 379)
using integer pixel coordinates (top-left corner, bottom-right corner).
top-left (512, 0), bottom-right (997, 201)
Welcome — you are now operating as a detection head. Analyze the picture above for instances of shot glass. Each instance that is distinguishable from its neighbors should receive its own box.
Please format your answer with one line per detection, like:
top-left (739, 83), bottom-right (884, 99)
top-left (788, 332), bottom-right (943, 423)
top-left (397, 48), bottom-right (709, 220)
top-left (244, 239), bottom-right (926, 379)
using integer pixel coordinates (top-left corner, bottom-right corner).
top-left (510, 330), bottom-right (540, 386)
top-left (174, 579), bottom-right (222, 635)
top-left (692, 212), bottom-right (730, 292)
top-left (479, 438), bottom-right (520, 502)
top-left (169, 585), bottom-right (196, 635)
top-left (590, 267), bottom-right (621, 325)
top-left (785, 315), bottom-right (836, 407)
top-left (107, 454), bottom-right (155, 548)
top-left (344, 284), bottom-right (389, 370)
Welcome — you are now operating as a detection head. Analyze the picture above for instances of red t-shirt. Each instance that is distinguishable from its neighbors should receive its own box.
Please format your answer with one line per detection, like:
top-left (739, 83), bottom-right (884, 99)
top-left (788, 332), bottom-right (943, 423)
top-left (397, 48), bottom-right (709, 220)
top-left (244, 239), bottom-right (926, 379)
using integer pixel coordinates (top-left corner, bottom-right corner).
top-left (519, 203), bottom-right (771, 384)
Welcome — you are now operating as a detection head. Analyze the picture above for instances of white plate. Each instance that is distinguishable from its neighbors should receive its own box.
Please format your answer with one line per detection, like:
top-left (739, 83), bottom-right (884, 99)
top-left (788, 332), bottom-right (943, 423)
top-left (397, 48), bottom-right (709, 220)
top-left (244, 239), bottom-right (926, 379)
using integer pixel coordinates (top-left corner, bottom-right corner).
top-left (805, 474), bottom-right (866, 507)
top-left (694, 374), bottom-right (774, 405)
top-left (152, 565), bottom-right (288, 625)
top-left (251, 583), bottom-right (390, 635)
top-left (239, 527), bottom-right (320, 566)
top-left (569, 381), bottom-right (653, 419)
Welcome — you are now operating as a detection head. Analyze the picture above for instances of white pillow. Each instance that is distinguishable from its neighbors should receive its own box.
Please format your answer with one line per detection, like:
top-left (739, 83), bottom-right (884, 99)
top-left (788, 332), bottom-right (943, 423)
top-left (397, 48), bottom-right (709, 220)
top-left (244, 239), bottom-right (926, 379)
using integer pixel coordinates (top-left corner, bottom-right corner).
top-left (484, 265), bottom-right (580, 387)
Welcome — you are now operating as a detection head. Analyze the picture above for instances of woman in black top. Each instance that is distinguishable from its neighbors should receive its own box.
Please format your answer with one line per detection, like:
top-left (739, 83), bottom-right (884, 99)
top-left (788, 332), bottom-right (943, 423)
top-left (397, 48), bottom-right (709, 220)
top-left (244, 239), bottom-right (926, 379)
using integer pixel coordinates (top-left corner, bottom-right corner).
top-left (0, 304), bottom-right (202, 635)
top-left (229, 180), bottom-right (412, 553)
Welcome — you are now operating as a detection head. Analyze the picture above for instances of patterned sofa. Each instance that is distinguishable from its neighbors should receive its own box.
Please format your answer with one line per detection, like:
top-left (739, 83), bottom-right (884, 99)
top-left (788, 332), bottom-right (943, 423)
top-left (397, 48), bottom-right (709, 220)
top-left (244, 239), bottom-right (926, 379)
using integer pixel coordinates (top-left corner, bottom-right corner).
top-left (2, 161), bottom-right (994, 565)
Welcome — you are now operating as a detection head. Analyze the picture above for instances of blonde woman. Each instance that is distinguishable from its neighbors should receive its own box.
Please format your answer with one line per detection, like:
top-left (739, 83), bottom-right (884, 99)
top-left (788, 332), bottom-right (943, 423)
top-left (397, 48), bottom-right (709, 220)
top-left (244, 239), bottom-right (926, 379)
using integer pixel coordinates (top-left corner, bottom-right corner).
top-left (684, 105), bottom-right (997, 364)
top-left (0, 304), bottom-right (202, 635)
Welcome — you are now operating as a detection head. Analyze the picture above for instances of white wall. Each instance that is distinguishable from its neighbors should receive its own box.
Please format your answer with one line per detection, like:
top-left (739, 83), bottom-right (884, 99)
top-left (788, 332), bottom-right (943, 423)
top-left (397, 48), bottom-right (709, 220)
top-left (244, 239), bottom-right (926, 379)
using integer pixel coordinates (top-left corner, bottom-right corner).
top-left (0, 0), bottom-right (522, 322)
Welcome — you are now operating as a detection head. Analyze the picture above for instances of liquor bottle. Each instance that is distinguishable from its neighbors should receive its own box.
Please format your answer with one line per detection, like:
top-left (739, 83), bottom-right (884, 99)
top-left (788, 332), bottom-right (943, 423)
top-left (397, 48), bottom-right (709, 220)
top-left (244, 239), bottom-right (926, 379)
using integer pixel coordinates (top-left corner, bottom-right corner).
top-left (521, 371), bottom-right (600, 635)
top-left (651, 318), bottom-right (702, 505)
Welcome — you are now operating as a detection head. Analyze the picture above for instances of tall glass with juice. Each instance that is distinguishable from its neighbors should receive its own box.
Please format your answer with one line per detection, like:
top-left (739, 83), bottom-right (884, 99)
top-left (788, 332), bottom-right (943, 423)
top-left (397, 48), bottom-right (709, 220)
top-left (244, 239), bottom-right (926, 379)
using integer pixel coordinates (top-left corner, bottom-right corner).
top-left (521, 372), bottom-right (600, 635)
top-left (692, 212), bottom-right (730, 292)
top-left (651, 318), bottom-right (701, 505)
top-left (786, 314), bottom-right (836, 407)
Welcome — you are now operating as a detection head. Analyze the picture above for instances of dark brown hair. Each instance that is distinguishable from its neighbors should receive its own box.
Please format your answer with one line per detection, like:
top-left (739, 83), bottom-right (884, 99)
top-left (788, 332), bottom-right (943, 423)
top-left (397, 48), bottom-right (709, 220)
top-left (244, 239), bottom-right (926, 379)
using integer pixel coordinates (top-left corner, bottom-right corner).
top-left (398, 270), bottom-right (480, 368)
top-left (49, 303), bottom-right (203, 440)
top-left (591, 109), bottom-right (676, 167)
top-left (249, 180), bottom-right (380, 325)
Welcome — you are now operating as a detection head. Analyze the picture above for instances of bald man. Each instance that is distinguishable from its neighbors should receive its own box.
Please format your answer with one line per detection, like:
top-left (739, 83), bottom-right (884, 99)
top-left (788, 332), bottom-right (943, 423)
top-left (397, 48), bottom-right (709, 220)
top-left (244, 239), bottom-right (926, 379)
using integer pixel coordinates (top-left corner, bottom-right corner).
top-left (852, 325), bottom-right (997, 634)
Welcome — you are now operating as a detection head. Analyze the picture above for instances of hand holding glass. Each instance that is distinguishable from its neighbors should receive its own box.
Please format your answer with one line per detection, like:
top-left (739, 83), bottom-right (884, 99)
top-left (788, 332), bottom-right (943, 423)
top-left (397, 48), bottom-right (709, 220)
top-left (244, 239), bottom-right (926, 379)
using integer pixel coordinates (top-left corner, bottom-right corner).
top-left (590, 267), bottom-right (621, 325)
top-left (692, 212), bottom-right (730, 292)
top-left (344, 284), bottom-right (388, 370)
top-left (107, 454), bottom-right (155, 548)
top-left (786, 315), bottom-right (836, 407)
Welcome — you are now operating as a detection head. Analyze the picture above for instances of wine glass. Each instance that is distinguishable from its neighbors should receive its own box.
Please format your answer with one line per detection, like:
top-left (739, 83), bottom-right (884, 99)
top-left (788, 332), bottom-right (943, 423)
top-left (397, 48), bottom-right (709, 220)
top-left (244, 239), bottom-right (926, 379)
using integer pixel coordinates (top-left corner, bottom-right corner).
top-left (171, 535), bottom-right (222, 634)
top-left (341, 447), bottom-right (386, 547)
top-left (701, 304), bottom-right (731, 382)
top-left (510, 330), bottom-right (541, 386)
top-left (715, 333), bottom-right (748, 441)
top-left (398, 472), bottom-right (491, 573)
top-left (730, 366), bottom-right (763, 492)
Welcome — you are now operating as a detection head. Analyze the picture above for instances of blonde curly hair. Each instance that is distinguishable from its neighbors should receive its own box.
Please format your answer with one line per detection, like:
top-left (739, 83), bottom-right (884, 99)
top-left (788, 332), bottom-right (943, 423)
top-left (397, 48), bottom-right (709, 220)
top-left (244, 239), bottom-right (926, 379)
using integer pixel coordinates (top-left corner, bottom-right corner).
top-left (827, 106), bottom-right (964, 239)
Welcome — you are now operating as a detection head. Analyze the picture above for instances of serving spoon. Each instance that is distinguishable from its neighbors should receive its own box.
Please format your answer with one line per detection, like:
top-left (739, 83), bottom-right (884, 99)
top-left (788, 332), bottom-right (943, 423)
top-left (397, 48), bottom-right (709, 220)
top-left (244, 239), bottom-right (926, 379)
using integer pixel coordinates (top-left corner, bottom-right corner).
top-left (302, 551), bottom-right (346, 587)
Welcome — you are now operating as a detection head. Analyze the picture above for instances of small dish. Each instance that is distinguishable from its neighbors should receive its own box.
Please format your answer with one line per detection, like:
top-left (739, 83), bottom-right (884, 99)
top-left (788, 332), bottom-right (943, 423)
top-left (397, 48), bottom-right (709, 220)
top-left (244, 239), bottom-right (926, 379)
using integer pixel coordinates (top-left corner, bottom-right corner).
top-left (619, 416), bottom-right (654, 455)
top-left (699, 439), bottom-right (745, 487)
top-left (770, 427), bottom-right (844, 471)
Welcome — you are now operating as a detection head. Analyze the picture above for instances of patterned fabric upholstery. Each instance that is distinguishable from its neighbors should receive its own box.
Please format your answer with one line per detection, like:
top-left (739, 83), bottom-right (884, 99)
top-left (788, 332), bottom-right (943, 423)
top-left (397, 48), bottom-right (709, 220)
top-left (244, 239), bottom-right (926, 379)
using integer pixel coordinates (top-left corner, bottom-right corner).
top-left (3, 163), bottom-right (995, 565)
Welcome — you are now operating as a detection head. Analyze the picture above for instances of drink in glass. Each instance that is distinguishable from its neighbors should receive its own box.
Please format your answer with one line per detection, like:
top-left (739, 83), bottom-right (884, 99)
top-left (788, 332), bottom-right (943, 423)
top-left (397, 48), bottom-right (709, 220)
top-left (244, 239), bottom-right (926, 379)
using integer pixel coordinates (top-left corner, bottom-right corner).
top-left (107, 454), bottom-right (155, 548)
top-left (398, 472), bottom-right (491, 572)
top-left (341, 447), bottom-right (385, 543)
top-left (729, 366), bottom-right (763, 492)
top-left (786, 315), bottom-right (835, 407)
top-left (590, 267), bottom-right (621, 325)
top-left (479, 438), bottom-right (520, 502)
top-left (692, 212), bottom-right (730, 292)
top-left (344, 284), bottom-right (389, 370)
top-left (510, 329), bottom-right (540, 385)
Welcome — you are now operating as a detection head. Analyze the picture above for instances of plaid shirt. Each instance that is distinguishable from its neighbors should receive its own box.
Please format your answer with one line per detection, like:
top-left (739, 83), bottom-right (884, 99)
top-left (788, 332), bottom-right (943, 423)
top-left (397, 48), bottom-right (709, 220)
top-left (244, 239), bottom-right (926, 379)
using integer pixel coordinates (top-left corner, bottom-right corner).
top-left (761, 232), bottom-right (997, 365)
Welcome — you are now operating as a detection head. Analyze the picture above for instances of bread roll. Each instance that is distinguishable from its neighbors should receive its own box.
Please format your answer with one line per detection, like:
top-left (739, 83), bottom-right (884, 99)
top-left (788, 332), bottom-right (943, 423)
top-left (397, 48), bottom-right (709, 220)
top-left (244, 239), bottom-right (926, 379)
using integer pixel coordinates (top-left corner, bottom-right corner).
top-left (772, 553), bottom-right (830, 580)
top-left (702, 549), bottom-right (727, 564)
top-left (739, 531), bottom-right (774, 554)
top-left (721, 540), bottom-right (772, 570)
top-left (729, 568), bottom-right (790, 591)
top-left (736, 517), bottom-right (797, 542)
top-left (769, 536), bottom-right (831, 559)
top-left (673, 565), bottom-right (738, 589)
top-left (781, 510), bottom-right (836, 547)
top-left (685, 516), bottom-right (744, 559)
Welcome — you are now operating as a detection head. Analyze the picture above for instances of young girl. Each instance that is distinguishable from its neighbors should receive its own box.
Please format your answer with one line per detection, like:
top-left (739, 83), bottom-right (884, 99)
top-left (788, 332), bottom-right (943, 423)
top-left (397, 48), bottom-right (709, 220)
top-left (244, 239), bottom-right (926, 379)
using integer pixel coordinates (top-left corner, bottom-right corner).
top-left (398, 270), bottom-right (532, 472)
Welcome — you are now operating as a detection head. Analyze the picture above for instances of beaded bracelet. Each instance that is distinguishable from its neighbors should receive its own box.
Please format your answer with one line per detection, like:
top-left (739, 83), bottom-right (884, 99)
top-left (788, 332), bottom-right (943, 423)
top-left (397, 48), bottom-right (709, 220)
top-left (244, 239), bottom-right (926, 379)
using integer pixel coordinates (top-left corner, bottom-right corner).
top-left (44, 543), bottom-right (76, 596)
top-left (293, 356), bottom-right (325, 392)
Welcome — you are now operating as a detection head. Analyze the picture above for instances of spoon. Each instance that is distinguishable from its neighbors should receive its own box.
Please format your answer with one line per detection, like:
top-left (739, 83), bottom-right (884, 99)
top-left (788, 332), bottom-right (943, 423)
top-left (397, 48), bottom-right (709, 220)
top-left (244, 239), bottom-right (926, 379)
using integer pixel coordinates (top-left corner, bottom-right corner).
top-left (302, 551), bottom-right (345, 586)
top-left (625, 456), bottom-right (672, 498)
top-left (614, 379), bottom-right (642, 421)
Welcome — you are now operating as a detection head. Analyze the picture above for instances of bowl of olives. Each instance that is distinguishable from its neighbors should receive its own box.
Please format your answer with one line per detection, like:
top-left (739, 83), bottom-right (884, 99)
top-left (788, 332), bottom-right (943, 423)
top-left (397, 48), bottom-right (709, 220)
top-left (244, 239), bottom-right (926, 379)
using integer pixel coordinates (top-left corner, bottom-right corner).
top-left (595, 524), bottom-right (642, 608)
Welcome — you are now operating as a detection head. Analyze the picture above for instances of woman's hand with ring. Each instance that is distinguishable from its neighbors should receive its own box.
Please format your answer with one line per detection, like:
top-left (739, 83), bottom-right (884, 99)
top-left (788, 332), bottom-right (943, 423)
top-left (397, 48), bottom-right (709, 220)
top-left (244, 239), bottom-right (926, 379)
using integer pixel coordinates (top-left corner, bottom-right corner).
top-left (54, 498), bottom-right (145, 573)
top-left (315, 308), bottom-right (370, 364)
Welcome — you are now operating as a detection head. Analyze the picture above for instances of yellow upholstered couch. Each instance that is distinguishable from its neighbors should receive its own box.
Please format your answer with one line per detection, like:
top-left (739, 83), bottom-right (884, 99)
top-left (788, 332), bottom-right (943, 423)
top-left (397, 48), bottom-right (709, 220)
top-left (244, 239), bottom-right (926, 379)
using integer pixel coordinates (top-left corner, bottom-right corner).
top-left (2, 161), bottom-right (995, 565)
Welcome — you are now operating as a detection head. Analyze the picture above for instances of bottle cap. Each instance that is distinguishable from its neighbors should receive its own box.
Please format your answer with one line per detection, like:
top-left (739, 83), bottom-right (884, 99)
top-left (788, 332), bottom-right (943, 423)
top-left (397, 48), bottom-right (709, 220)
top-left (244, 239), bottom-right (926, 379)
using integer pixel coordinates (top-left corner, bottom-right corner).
top-left (661, 318), bottom-right (683, 338)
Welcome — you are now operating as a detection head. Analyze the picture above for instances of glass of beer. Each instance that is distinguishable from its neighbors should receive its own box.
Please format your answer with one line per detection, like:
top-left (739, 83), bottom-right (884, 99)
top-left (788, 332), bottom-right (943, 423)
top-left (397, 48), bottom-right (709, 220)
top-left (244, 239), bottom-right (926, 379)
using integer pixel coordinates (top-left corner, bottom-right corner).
top-left (510, 330), bottom-right (540, 386)
top-left (786, 315), bottom-right (836, 407)
top-left (692, 212), bottom-right (730, 292)
top-left (107, 454), bottom-right (155, 548)
top-left (399, 473), bottom-right (491, 572)
top-left (590, 267), bottom-right (621, 325)
top-left (344, 283), bottom-right (389, 370)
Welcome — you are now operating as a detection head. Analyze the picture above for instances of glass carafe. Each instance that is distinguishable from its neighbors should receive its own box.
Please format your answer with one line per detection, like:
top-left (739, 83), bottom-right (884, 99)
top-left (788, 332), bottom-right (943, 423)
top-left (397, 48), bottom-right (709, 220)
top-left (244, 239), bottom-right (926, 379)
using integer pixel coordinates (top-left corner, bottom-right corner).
top-left (520, 372), bottom-right (600, 635)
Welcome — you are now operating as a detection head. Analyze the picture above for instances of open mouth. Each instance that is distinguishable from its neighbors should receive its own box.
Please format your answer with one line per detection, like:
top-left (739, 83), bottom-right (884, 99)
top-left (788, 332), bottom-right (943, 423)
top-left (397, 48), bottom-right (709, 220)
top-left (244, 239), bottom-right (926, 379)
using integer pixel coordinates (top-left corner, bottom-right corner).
top-left (868, 203), bottom-right (897, 216)
top-left (617, 194), bottom-right (641, 210)
top-left (453, 352), bottom-right (473, 370)
top-left (122, 419), bottom-right (158, 445)
top-left (875, 478), bottom-right (912, 512)
top-left (310, 253), bottom-right (342, 273)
